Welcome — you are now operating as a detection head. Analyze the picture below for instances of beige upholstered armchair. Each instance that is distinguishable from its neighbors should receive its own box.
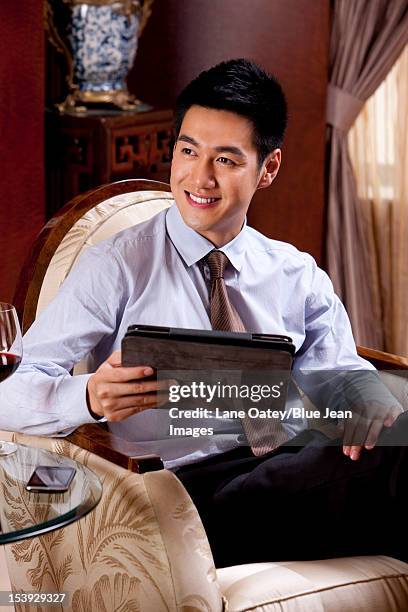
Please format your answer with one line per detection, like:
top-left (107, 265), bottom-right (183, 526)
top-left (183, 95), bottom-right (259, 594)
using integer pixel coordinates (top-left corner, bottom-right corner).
top-left (5, 434), bottom-right (223, 611)
top-left (4, 179), bottom-right (408, 611)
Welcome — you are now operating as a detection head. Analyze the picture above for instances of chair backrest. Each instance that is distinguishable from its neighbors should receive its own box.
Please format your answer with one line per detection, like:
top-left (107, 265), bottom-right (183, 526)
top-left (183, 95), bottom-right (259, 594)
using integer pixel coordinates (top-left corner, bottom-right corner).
top-left (14, 179), bottom-right (174, 333)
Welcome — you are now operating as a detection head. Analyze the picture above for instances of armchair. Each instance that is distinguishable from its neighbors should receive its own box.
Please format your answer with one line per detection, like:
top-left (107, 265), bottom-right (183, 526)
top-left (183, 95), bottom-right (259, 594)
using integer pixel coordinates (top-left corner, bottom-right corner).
top-left (5, 179), bottom-right (408, 611)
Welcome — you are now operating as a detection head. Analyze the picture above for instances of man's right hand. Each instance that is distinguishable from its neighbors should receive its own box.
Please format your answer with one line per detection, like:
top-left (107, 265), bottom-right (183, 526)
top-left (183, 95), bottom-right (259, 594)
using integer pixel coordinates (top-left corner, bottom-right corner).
top-left (86, 350), bottom-right (170, 421)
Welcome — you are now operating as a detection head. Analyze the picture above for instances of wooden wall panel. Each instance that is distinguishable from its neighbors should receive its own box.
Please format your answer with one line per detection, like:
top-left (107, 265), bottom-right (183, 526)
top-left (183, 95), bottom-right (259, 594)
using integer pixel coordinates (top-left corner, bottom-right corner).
top-left (131, 0), bottom-right (329, 263)
top-left (0, 3), bottom-right (44, 302)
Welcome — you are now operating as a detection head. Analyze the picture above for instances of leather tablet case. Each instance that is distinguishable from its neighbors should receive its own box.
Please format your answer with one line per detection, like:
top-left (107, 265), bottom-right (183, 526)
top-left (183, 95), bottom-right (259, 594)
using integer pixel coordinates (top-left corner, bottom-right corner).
top-left (122, 325), bottom-right (295, 372)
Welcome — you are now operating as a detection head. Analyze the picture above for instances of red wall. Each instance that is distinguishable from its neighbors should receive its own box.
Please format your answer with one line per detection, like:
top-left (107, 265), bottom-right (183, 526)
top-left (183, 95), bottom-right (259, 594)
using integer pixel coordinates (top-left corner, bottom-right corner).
top-left (132, 0), bottom-right (329, 263)
top-left (0, 3), bottom-right (44, 302)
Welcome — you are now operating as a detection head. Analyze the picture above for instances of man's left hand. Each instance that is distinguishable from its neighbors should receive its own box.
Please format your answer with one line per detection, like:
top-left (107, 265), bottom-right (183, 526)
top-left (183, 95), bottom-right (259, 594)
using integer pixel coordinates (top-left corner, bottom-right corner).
top-left (342, 401), bottom-right (403, 460)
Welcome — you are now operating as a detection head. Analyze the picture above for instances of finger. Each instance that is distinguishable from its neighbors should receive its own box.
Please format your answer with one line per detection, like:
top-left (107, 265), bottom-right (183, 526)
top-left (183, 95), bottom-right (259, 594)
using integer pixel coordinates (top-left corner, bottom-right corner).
top-left (141, 378), bottom-right (174, 392)
top-left (342, 401), bottom-right (401, 456)
top-left (343, 445), bottom-right (363, 460)
top-left (350, 445), bottom-right (363, 460)
top-left (344, 411), bottom-right (371, 447)
top-left (342, 411), bottom-right (369, 458)
top-left (364, 417), bottom-right (385, 449)
top-left (102, 378), bottom-right (173, 398)
top-left (101, 363), bottom-right (154, 383)
top-left (342, 419), bottom-right (363, 448)
top-left (99, 388), bottom-right (173, 419)
top-left (105, 403), bottom-right (157, 422)
top-left (99, 392), bottom-right (159, 412)
top-left (100, 395), bottom-right (162, 420)
top-left (155, 391), bottom-right (172, 407)
top-left (384, 404), bottom-right (403, 427)
top-left (341, 409), bottom-right (360, 446)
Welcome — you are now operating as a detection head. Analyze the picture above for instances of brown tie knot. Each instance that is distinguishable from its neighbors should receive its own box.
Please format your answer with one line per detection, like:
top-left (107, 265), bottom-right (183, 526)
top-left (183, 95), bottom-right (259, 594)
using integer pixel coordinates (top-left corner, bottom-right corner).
top-left (206, 250), bottom-right (228, 280)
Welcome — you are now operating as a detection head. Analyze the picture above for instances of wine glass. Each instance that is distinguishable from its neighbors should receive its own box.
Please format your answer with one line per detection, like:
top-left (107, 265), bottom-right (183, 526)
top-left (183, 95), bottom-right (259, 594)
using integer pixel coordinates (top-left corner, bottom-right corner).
top-left (0, 303), bottom-right (23, 455)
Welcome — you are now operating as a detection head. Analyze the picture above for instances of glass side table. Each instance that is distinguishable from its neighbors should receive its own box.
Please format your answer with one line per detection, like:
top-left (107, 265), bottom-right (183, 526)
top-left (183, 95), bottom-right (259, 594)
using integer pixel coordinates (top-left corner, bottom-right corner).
top-left (0, 443), bottom-right (102, 544)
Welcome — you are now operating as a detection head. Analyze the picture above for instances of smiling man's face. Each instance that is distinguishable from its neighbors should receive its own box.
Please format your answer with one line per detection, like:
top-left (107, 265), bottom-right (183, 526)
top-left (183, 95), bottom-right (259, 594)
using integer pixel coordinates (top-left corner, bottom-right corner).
top-left (170, 105), bottom-right (281, 247)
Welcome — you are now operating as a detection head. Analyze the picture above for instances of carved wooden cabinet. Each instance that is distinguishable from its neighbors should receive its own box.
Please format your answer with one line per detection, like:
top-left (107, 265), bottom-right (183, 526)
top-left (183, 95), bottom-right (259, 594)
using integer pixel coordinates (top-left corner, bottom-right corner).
top-left (46, 109), bottom-right (173, 217)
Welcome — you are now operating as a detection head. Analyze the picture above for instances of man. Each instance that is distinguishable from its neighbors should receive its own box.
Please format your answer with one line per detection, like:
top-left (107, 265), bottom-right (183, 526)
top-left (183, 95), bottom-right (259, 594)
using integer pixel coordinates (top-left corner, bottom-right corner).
top-left (1, 59), bottom-right (406, 566)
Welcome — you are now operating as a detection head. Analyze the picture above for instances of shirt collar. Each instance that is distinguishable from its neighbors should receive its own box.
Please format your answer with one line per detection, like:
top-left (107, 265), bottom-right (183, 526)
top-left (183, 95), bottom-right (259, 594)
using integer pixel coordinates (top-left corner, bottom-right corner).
top-left (165, 203), bottom-right (247, 272)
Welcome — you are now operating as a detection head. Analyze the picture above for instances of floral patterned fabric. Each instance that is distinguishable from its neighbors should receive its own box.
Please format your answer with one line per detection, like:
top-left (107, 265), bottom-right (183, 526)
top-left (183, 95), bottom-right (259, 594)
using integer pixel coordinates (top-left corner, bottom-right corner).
top-left (3, 434), bottom-right (223, 612)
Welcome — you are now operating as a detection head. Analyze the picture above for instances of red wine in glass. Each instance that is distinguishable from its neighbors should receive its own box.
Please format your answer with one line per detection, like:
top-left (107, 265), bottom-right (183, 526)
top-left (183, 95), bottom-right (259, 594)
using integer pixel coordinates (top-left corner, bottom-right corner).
top-left (0, 303), bottom-right (23, 455)
top-left (0, 353), bottom-right (22, 383)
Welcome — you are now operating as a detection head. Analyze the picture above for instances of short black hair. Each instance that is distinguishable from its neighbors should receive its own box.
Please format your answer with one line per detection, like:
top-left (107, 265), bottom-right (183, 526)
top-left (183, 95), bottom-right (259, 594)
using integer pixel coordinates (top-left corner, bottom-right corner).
top-left (174, 58), bottom-right (288, 166)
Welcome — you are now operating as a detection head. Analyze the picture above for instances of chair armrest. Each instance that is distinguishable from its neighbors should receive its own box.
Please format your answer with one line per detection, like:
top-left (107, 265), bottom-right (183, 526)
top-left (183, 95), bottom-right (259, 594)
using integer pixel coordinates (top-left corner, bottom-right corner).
top-left (65, 423), bottom-right (164, 473)
top-left (357, 345), bottom-right (408, 370)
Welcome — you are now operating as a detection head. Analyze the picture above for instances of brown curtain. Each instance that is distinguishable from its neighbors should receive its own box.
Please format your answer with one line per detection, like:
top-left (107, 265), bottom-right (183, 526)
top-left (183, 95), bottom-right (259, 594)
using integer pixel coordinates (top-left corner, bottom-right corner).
top-left (326, 0), bottom-right (408, 348)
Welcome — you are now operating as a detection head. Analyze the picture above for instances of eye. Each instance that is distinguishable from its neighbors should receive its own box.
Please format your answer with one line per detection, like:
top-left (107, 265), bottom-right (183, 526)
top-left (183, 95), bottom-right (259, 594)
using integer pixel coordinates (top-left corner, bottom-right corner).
top-left (181, 147), bottom-right (196, 156)
top-left (217, 156), bottom-right (235, 165)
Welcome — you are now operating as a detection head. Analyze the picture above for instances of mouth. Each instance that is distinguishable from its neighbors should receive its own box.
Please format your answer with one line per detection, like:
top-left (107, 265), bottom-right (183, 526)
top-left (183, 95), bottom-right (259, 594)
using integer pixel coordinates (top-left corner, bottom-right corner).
top-left (184, 191), bottom-right (221, 208)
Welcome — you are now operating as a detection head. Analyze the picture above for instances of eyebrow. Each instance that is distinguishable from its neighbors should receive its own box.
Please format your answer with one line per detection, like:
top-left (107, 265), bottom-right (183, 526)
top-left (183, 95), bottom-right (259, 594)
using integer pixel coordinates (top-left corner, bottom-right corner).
top-left (178, 134), bottom-right (247, 158)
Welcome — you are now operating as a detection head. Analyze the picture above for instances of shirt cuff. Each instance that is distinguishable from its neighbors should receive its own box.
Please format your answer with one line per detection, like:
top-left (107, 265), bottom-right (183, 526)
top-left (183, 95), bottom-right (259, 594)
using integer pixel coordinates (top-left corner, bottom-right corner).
top-left (56, 373), bottom-right (102, 429)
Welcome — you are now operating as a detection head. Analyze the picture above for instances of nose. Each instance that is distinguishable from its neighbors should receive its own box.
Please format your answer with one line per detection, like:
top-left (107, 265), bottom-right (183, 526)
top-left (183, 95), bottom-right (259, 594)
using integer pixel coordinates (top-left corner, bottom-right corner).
top-left (191, 157), bottom-right (216, 190)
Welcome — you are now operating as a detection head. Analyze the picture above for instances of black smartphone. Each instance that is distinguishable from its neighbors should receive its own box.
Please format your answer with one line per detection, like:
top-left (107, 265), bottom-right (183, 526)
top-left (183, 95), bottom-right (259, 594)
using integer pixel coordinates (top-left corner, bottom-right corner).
top-left (26, 466), bottom-right (76, 493)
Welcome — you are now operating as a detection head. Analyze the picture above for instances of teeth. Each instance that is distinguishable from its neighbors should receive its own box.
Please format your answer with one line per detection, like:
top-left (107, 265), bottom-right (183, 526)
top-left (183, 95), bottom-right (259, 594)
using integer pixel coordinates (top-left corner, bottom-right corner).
top-left (189, 192), bottom-right (218, 204)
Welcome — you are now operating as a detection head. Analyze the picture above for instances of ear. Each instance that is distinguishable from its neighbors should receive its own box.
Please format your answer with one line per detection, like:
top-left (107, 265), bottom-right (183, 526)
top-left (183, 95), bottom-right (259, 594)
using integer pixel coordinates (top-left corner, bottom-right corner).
top-left (256, 149), bottom-right (281, 190)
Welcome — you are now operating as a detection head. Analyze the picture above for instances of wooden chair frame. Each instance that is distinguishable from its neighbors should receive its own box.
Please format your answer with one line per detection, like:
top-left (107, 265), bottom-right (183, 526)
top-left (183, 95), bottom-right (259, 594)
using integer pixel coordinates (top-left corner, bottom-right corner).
top-left (13, 179), bottom-right (408, 472)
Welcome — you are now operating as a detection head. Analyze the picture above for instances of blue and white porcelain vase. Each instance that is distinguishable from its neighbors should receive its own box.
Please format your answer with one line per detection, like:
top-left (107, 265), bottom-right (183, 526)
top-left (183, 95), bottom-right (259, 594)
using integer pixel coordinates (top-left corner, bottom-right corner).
top-left (46, 0), bottom-right (154, 112)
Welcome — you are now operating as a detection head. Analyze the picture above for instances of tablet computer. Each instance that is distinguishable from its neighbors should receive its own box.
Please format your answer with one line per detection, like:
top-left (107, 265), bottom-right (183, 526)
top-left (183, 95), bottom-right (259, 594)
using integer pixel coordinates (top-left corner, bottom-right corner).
top-left (118, 326), bottom-right (297, 457)
top-left (122, 324), bottom-right (295, 371)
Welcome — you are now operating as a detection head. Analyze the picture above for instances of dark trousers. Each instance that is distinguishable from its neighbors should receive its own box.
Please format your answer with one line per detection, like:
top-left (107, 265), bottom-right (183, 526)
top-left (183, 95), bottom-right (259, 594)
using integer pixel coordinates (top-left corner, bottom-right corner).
top-left (175, 413), bottom-right (408, 567)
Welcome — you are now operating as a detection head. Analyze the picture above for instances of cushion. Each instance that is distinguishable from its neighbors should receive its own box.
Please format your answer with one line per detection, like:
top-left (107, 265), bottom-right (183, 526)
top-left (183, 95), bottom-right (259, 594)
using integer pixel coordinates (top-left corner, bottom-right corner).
top-left (37, 190), bottom-right (174, 317)
top-left (217, 555), bottom-right (408, 611)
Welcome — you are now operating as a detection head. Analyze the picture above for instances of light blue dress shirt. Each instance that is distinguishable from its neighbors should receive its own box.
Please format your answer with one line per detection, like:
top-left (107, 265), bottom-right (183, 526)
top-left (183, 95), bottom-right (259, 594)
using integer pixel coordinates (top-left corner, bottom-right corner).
top-left (0, 204), bottom-right (373, 467)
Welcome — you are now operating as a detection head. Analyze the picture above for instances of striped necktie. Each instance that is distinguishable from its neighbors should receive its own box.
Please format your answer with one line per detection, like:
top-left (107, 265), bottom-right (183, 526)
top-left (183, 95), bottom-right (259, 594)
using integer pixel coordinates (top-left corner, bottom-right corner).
top-left (206, 250), bottom-right (245, 332)
top-left (205, 250), bottom-right (288, 455)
